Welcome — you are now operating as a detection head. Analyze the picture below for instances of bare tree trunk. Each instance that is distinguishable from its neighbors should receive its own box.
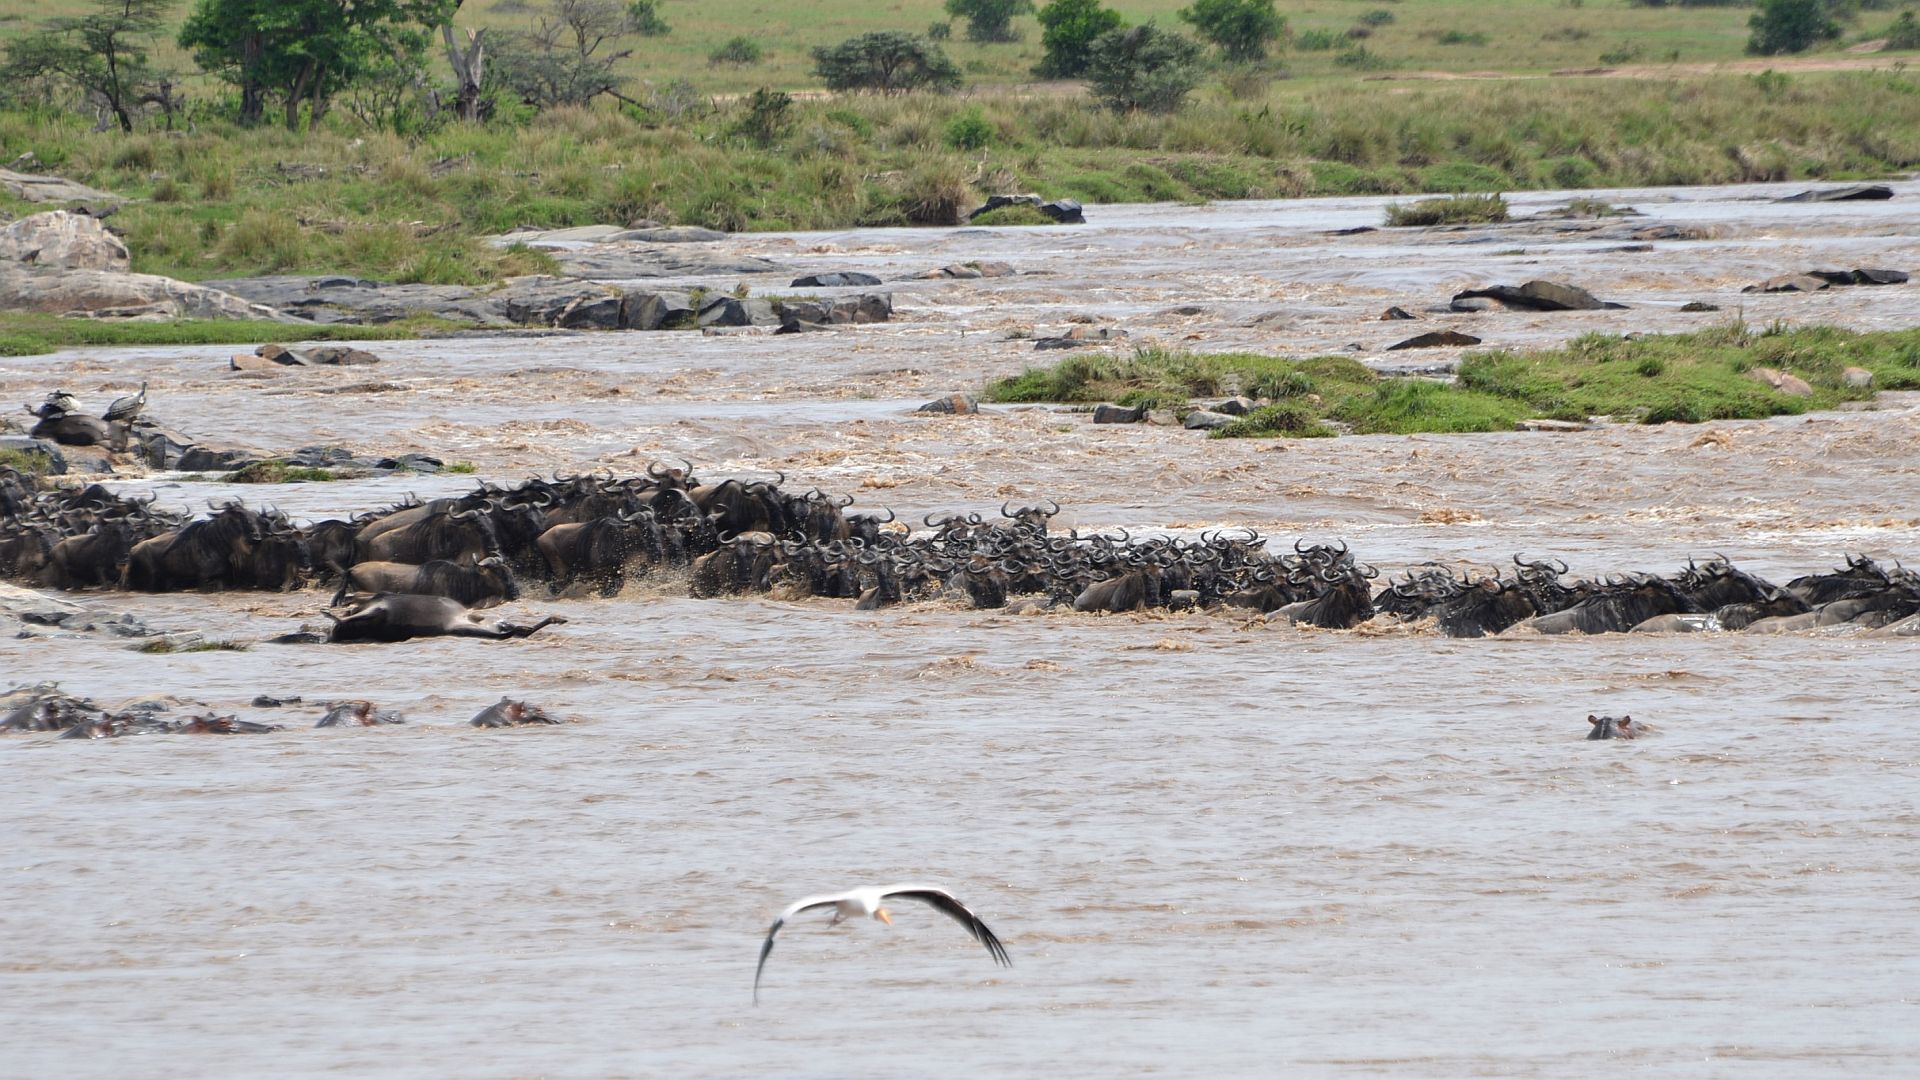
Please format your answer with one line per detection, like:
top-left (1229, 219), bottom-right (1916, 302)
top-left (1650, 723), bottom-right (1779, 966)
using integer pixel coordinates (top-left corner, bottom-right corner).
top-left (442, 24), bottom-right (488, 123)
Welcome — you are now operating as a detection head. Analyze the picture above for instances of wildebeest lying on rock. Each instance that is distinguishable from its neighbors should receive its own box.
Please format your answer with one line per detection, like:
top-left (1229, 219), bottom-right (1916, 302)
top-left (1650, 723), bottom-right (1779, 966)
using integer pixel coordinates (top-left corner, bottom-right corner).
top-left (470, 698), bottom-right (562, 728)
top-left (317, 593), bottom-right (566, 644)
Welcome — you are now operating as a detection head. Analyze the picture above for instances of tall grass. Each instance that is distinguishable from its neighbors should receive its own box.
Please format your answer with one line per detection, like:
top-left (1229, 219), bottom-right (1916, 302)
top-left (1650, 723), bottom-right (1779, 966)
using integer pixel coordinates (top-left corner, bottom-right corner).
top-left (0, 66), bottom-right (1914, 281)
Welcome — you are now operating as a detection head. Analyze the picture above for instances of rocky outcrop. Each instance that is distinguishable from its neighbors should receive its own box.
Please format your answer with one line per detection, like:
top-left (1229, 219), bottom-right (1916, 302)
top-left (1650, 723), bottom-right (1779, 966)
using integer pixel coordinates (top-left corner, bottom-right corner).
top-left (0, 169), bottom-right (123, 207)
top-left (966, 194), bottom-right (1086, 224)
top-left (790, 272), bottom-right (883, 288)
top-left (1092, 403), bottom-right (1147, 424)
top-left (1034, 326), bottom-right (1127, 350)
top-left (912, 261), bottom-right (1016, 280)
top-left (0, 211), bottom-right (129, 271)
top-left (1774, 185), bottom-right (1893, 203)
top-left (1745, 267), bottom-right (1907, 292)
top-left (775, 293), bottom-right (892, 328)
top-left (1387, 330), bottom-right (1482, 350)
top-left (1450, 280), bottom-right (1624, 312)
top-left (2, 263), bottom-right (290, 321)
top-left (1748, 367), bottom-right (1814, 397)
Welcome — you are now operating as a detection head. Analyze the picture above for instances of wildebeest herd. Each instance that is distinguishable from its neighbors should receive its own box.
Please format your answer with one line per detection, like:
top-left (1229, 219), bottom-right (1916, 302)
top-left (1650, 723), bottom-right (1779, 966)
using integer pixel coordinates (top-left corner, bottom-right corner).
top-left (4, 459), bottom-right (1920, 640)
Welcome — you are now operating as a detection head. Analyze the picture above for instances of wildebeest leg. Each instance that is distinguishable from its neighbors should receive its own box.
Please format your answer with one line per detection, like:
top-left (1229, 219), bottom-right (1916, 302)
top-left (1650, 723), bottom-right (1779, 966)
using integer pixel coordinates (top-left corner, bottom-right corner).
top-left (483, 615), bottom-right (569, 639)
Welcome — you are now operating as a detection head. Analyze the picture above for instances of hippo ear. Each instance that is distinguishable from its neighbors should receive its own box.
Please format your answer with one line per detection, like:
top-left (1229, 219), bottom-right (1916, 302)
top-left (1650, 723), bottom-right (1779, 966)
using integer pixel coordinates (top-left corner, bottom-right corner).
top-left (1621, 715), bottom-right (1631, 723)
top-left (1588, 714), bottom-right (1599, 723)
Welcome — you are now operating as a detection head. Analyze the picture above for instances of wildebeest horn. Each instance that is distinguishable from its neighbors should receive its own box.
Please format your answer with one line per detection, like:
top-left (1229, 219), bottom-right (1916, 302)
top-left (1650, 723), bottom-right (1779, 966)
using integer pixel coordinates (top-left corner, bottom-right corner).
top-left (1044, 499), bottom-right (1060, 517)
top-left (1001, 501), bottom-right (1016, 518)
top-left (1553, 559), bottom-right (1569, 574)
top-left (1295, 538), bottom-right (1309, 554)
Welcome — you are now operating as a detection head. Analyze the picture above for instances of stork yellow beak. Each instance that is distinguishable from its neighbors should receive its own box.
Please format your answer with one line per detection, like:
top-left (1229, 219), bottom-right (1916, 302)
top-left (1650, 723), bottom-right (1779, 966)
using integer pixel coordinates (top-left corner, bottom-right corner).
top-left (875, 907), bottom-right (893, 925)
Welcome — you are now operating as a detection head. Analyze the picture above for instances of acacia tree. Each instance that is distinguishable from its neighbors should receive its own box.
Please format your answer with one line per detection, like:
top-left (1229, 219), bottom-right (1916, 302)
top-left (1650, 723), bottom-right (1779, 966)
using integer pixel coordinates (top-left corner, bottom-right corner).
top-left (1178, 0), bottom-right (1286, 62)
top-left (1035, 0), bottom-right (1125, 78)
top-left (811, 32), bottom-right (962, 93)
top-left (945, 0), bottom-right (1035, 43)
top-left (179, 0), bottom-right (456, 129)
top-left (1, 0), bottom-right (177, 133)
top-left (1085, 23), bottom-right (1202, 113)
top-left (489, 0), bottom-right (646, 108)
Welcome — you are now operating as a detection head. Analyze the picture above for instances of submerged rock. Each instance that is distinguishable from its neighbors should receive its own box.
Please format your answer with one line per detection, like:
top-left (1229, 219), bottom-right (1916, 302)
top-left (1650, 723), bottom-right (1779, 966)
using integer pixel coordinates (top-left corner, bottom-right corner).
top-left (1183, 410), bottom-right (1235, 431)
top-left (1451, 280), bottom-right (1623, 312)
top-left (966, 194), bottom-right (1085, 224)
top-left (1387, 330), bottom-right (1483, 350)
top-left (1092, 403), bottom-right (1147, 424)
top-left (790, 272), bottom-right (883, 288)
top-left (1774, 185), bottom-right (1893, 203)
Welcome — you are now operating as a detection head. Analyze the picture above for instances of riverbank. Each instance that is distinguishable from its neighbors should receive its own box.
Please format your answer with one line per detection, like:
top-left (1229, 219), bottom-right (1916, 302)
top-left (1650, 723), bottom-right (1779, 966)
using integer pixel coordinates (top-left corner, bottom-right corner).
top-left (3, 68), bottom-right (1916, 284)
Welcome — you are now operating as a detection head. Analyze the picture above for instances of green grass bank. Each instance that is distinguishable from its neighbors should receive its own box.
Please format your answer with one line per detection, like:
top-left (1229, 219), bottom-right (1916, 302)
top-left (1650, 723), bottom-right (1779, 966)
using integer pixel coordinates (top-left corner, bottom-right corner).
top-left (0, 313), bottom-right (426, 357)
top-left (986, 326), bottom-right (1920, 437)
top-left (2, 66), bottom-right (1916, 283)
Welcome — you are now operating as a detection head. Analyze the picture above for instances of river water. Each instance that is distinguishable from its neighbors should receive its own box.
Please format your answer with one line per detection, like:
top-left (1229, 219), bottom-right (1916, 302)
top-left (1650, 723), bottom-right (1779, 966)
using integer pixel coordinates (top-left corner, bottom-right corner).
top-left (4, 180), bottom-right (1919, 1077)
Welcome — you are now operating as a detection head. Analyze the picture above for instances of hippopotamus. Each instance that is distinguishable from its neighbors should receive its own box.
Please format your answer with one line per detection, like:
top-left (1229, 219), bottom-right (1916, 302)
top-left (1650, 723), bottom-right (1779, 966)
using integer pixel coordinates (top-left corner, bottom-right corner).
top-left (1586, 714), bottom-right (1643, 740)
top-left (1, 689), bottom-right (100, 732)
top-left (317, 701), bottom-right (407, 727)
top-left (60, 713), bottom-right (281, 738)
top-left (318, 593), bottom-right (567, 644)
top-left (469, 698), bottom-right (562, 728)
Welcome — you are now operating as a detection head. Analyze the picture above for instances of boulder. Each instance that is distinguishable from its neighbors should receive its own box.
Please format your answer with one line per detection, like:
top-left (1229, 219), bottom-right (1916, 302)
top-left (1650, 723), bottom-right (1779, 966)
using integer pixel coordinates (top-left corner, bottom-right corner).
top-left (1183, 410), bottom-right (1235, 431)
top-left (0, 264), bottom-right (291, 321)
top-left (1380, 306), bottom-right (1417, 321)
top-left (1743, 274), bottom-right (1828, 294)
top-left (917, 394), bottom-right (979, 415)
top-left (556, 292), bottom-right (624, 330)
top-left (176, 445), bottom-right (268, 472)
top-left (790, 272), bottom-right (883, 288)
top-left (230, 352), bottom-right (278, 372)
top-left (775, 293), bottom-right (893, 326)
top-left (1092, 403), bottom-right (1147, 424)
top-left (138, 429), bottom-right (194, 468)
top-left (1451, 279), bottom-right (1621, 312)
top-left (1748, 367), bottom-right (1814, 397)
top-left (1680, 301), bottom-right (1721, 312)
top-left (61, 447), bottom-right (115, 474)
top-left (1035, 326), bottom-right (1127, 350)
top-left (772, 319), bottom-right (832, 335)
top-left (1387, 330), bottom-right (1483, 350)
top-left (375, 453), bottom-right (444, 472)
top-left (0, 436), bottom-right (66, 475)
top-left (1842, 366), bottom-right (1874, 389)
top-left (298, 344), bottom-right (382, 366)
top-left (1806, 267), bottom-right (1908, 286)
top-left (620, 290), bottom-right (696, 330)
top-left (0, 168), bottom-right (123, 207)
top-left (1212, 396), bottom-right (1258, 417)
top-left (202, 276), bottom-right (504, 326)
top-left (499, 276), bottom-right (618, 326)
top-left (0, 211), bottom-right (130, 272)
top-left (1774, 185), bottom-right (1893, 203)
top-left (696, 296), bottom-right (779, 328)
top-left (1514, 419), bottom-right (1590, 432)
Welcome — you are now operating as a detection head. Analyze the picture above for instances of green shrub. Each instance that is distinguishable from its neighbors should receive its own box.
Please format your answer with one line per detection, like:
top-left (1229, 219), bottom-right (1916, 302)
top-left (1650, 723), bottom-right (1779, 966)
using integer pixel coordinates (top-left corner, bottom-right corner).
top-left (1748, 0), bottom-right (1841, 54)
top-left (1359, 9), bottom-right (1398, 27)
top-left (1384, 193), bottom-right (1510, 226)
top-left (709, 37), bottom-right (764, 66)
top-left (1296, 29), bottom-right (1342, 50)
top-left (1179, 0), bottom-right (1287, 62)
top-left (1036, 0), bottom-right (1126, 77)
top-left (1437, 30), bottom-right (1489, 45)
top-left (944, 107), bottom-right (996, 149)
top-left (1213, 402), bottom-right (1335, 438)
top-left (812, 32), bottom-right (962, 93)
top-left (1885, 11), bottom-right (1920, 49)
top-left (1334, 45), bottom-right (1394, 69)
top-left (1087, 24), bottom-right (1205, 113)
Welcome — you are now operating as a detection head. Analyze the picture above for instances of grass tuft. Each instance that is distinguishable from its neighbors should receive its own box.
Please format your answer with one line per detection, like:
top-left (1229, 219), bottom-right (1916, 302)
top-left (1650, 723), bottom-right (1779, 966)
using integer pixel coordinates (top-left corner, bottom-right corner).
top-left (1384, 193), bottom-right (1510, 226)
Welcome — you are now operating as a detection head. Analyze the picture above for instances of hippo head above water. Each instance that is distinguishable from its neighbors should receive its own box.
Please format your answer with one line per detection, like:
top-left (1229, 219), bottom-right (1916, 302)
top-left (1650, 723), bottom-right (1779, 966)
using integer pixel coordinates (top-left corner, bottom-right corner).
top-left (1586, 714), bottom-right (1640, 740)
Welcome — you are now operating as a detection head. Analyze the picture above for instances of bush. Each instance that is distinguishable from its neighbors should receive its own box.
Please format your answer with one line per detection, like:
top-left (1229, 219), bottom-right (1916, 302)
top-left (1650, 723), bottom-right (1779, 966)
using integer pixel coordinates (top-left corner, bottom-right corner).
top-left (1178, 0), bottom-right (1287, 62)
top-left (730, 88), bottom-right (793, 146)
top-left (1886, 10), bottom-right (1920, 49)
top-left (1383, 193), bottom-right (1510, 226)
top-left (1359, 9), bottom-right (1397, 26)
top-left (1334, 45), bottom-right (1393, 70)
top-left (628, 0), bottom-right (670, 36)
top-left (944, 107), bottom-right (995, 149)
top-left (1213, 402), bottom-right (1335, 438)
top-left (947, 0), bottom-right (1035, 43)
top-left (812, 32), bottom-right (963, 93)
top-left (709, 37), bottom-right (763, 66)
top-left (928, 21), bottom-right (953, 41)
top-left (1036, 0), bottom-right (1126, 78)
top-left (1086, 23), bottom-right (1204, 113)
top-left (1748, 0), bottom-right (1842, 54)
top-left (1437, 30), bottom-right (1489, 45)
top-left (1296, 29), bottom-right (1341, 50)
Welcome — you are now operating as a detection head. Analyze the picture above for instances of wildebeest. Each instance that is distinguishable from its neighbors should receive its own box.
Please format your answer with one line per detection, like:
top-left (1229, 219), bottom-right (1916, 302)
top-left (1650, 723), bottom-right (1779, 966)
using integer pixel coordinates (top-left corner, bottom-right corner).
top-left (61, 712), bottom-right (280, 738)
top-left (1, 688), bottom-right (99, 732)
top-left (536, 511), bottom-right (662, 595)
top-left (358, 506), bottom-right (499, 566)
top-left (321, 593), bottom-right (566, 644)
top-left (124, 502), bottom-right (305, 592)
top-left (1271, 562), bottom-right (1377, 630)
top-left (1433, 578), bottom-right (1539, 638)
top-left (1515, 576), bottom-right (1698, 635)
top-left (1073, 567), bottom-right (1159, 613)
top-left (332, 557), bottom-right (519, 609)
top-left (470, 698), bottom-right (562, 728)
top-left (1586, 714), bottom-right (1641, 740)
top-left (30, 413), bottom-right (123, 449)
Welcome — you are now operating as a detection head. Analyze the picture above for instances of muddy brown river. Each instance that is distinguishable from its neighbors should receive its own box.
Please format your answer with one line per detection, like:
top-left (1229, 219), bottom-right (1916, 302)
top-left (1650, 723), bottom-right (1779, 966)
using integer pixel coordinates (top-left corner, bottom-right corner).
top-left (5, 180), bottom-right (1919, 1077)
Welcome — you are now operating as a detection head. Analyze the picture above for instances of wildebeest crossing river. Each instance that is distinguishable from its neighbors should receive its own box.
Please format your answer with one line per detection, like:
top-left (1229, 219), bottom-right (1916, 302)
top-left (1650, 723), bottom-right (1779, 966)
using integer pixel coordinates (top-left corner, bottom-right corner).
top-left (4, 181), bottom-right (1919, 1077)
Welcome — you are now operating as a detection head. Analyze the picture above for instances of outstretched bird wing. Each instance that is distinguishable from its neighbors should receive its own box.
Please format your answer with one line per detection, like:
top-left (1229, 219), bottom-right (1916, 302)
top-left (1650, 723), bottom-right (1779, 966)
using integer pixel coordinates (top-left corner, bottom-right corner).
top-left (877, 884), bottom-right (1013, 967)
top-left (753, 893), bottom-right (845, 1004)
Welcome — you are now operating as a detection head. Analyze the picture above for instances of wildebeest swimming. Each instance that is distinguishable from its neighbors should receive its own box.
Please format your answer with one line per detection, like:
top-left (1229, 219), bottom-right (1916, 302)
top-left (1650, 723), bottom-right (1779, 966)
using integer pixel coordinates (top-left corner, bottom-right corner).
top-left (4, 460), bottom-right (1918, 638)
